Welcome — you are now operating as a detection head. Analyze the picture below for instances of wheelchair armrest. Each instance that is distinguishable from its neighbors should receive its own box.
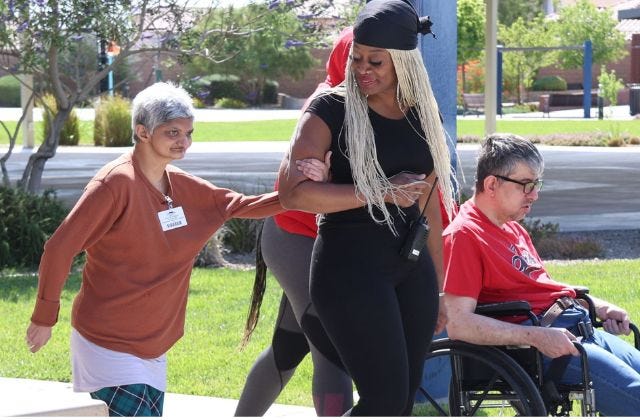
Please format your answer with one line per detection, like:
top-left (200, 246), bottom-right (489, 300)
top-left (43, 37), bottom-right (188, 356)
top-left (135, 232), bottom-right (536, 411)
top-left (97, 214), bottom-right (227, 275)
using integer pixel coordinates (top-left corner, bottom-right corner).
top-left (570, 285), bottom-right (590, 298)
top-left (475, 300), bottom-right (532, 317)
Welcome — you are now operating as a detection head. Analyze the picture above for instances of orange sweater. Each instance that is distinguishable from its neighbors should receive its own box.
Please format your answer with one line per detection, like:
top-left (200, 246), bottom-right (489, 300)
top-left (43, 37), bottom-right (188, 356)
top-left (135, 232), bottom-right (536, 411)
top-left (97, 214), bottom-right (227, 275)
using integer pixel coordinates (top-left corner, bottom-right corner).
top-left (31, 152), bottom-right (281, 358)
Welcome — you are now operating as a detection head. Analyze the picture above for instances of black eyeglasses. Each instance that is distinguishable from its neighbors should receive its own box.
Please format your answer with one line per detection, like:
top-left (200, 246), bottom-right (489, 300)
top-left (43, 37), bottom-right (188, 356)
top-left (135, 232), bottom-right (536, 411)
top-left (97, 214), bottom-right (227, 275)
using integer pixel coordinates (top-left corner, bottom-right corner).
top-left (493, 175), bottom-right (543, 194)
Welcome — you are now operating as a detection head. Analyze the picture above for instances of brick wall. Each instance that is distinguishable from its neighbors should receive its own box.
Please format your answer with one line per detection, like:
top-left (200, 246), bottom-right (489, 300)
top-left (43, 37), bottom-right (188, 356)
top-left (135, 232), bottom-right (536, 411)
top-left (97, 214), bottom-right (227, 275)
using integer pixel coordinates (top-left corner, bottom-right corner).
top-left (273, 48), bottom-right (331, 99)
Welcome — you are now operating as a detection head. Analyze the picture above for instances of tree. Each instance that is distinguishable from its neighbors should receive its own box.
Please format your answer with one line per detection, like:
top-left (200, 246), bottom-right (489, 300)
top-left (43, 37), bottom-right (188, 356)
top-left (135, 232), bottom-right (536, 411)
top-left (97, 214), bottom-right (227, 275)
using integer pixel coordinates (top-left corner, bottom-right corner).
top-left (457, 0), bottom-right (485, 94)
top-left (598, 65), bottom-right (624, 116)
top-left (498, 15), bottom-right (556, 104)
top-left (0, 0), bottom-right (339, 194)
top-left (185, 1), bottom-right (337, 106)
top-left (553, 0), bottom-right (627, 69)
top-left (498, 0), bottom-right (544, 27)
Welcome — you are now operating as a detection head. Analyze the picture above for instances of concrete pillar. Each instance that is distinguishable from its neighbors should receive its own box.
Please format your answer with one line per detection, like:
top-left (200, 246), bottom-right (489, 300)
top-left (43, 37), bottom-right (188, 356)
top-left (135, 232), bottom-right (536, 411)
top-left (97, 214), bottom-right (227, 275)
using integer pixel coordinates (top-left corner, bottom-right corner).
top-left (415, 0), bottom-right (458, 166)
top-left (485, 0), bottom-right (498, 135)
top-left (20, 74), bottom-right (34, 149)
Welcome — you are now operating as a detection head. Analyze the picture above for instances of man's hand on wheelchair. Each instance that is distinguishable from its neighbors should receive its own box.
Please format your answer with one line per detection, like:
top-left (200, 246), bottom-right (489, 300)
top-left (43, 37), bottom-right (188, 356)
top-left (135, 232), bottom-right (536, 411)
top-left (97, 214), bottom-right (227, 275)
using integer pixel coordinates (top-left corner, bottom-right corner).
top-left (597, 301), bottom-right (631, 336)
top-left (533, 327), bottom-right (581, 358)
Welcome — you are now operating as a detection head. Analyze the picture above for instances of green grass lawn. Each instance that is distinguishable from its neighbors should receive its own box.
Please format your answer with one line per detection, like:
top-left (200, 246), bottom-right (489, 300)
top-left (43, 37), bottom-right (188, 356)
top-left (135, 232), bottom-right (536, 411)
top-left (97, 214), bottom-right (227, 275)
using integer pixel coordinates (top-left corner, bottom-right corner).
top-left (2, 259), bottom-right (639, 407)
top-left (457, 119), bottom-right (640, 138)
top-left (1, 118), bottom-right (638, 146)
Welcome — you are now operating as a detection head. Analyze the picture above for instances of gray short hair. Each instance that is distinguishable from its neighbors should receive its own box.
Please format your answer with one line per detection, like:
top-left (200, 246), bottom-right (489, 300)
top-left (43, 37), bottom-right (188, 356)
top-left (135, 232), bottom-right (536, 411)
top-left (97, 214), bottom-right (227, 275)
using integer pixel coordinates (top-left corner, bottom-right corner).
top-left (131, 82), bottom-right (194, 143)
top-left (475, 133), bottom-right (544, 192)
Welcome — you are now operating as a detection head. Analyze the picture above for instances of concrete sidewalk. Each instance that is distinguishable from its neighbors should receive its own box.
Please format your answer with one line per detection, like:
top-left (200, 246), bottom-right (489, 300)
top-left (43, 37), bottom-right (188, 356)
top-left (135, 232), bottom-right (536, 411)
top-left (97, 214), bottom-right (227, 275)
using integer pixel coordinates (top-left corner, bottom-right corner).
top-left (0, 377), bottom-right (315, 418)
top-left (163, 392), bottom-right (314, 418)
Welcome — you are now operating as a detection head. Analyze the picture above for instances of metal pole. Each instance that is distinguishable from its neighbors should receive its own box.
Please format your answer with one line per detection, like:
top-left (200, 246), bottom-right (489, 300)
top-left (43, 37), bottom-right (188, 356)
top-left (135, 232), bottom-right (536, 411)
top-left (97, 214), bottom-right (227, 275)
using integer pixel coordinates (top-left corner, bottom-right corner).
top-left (107, 54), bottom-right (114, 96)
top-left (497, 47), bottom-right (503, 117)
top-left (583, 40), bottom-right (592, 119)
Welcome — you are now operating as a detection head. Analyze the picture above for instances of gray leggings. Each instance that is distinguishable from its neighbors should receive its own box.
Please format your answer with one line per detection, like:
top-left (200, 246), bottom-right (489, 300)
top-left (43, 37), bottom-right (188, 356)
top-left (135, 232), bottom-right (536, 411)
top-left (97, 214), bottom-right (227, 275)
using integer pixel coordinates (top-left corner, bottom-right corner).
top-left (234, 217), bottom-right (353, 416)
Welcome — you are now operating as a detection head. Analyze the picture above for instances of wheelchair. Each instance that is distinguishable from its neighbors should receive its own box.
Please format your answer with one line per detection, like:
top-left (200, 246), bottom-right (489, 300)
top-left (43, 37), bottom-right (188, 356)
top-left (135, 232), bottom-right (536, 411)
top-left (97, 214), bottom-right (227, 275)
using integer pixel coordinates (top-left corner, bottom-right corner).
top-left (415, 287), bottom-right (640, 416)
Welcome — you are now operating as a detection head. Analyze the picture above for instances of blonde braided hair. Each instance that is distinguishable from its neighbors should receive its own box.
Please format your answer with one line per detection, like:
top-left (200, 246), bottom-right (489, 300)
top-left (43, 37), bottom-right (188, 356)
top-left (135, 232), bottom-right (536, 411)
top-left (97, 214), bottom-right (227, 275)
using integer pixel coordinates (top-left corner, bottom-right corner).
top-left (342, 46), bottom-right (455, 234)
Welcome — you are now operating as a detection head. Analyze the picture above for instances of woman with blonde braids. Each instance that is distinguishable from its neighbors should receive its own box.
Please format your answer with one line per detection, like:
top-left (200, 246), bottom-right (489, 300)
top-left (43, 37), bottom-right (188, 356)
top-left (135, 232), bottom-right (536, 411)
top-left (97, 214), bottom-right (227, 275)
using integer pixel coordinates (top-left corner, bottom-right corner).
top-left (277, 0), bottom-right (455, 415)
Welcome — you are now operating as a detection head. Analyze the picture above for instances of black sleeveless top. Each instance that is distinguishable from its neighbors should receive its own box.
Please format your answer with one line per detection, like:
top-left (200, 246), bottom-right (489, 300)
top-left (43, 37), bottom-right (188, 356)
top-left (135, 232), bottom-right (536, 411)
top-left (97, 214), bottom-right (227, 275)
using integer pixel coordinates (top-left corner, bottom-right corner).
top-left (306, 93), bottom-right (434, 224)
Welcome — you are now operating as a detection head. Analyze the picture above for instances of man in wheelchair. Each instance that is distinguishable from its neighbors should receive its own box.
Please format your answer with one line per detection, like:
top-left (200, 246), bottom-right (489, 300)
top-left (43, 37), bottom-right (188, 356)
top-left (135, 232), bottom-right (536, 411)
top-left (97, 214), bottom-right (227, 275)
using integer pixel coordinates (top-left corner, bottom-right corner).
top-left (442, 133), bottom-right (640, 416)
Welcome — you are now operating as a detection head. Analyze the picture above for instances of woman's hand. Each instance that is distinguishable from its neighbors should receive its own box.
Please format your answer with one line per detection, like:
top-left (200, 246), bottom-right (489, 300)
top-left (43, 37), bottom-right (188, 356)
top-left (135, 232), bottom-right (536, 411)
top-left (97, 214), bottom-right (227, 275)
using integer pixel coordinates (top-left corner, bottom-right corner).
top-left (25, 322), bottom-right (52, 353)
top-left (386, 172), bottom-right (429, 207)
top-left (296, 151), bottom-right (332, 182)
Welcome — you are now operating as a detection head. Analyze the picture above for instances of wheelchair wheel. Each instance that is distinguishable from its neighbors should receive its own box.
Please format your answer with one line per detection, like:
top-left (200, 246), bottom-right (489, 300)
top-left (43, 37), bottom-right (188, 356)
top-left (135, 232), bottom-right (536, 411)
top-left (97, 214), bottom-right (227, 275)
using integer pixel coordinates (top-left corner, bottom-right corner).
top-left (415, 339), bottom-right (547, 416)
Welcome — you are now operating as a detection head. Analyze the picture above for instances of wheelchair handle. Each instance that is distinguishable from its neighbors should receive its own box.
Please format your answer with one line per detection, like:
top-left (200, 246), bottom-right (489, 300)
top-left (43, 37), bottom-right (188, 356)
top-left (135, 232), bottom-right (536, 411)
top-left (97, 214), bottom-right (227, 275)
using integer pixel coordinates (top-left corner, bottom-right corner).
top-left (590, 320), bottom-right (640, 350)
top-left (572, 341), bottom-right (597, 415)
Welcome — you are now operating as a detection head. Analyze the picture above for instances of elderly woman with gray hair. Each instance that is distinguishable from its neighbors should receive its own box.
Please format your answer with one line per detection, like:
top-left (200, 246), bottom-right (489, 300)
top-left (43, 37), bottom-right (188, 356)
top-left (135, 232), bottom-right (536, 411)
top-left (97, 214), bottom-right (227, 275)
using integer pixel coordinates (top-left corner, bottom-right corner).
top-left (24, 82), bottom-right (326, 417)
top-left (278, 0), bottom-right (456, 415)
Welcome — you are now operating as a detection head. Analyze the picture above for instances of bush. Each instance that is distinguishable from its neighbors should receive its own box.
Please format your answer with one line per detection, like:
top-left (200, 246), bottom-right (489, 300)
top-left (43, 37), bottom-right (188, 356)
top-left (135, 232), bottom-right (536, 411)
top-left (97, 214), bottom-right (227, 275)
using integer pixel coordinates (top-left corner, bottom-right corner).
top-left (215, 97), bottom-right (247, 109)
top-left (208, 75), bottom-right (243, 102)
top-left (219, 219), bottom-right (262, 253)
top-left (536, 237), bottom-right (604, 260)
top-left (0, 75), bottom-right (21, 107)
top-left (520, 218), bottom-right (559, 244)
top-left (520, 218), bottom-right (604, 260)
top-left (194, 232), bottom-right (227, 267)
top-left (182, 78), bottom-right (210, 104)
top-left (93, 105), bottom-right (105, 146)
top-left (183, 74), bottom-right (244, 106)
top-left (192, 97), bottom-right (206, 109)
top-left (262, 80), bottom-right (279, 104)
top-left (531, 76), bottom-right (567, 92)
top-left (598, 66), bottom-right (624, 108)
top-left (0, 187), bottom-right (68, 269)
top-left (94, 95), bottom-right (132, 147)
top-left (40, 94), bottom-right (81, 146)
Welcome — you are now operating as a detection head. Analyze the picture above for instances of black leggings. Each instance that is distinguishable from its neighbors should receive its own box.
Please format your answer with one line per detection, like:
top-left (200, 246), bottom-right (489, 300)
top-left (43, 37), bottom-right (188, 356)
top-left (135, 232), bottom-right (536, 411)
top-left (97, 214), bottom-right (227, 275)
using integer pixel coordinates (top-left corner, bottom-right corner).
top-left (311, 220), bottom-right (439, 416)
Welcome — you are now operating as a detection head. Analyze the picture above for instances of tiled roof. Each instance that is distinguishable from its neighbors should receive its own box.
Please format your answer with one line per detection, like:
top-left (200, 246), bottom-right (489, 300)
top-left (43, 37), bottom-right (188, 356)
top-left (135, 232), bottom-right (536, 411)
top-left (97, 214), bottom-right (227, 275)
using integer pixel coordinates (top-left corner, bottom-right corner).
top-left (614, 0), bottom-right (640, 11)
top-left (617, 18), bottom-right (640, 38)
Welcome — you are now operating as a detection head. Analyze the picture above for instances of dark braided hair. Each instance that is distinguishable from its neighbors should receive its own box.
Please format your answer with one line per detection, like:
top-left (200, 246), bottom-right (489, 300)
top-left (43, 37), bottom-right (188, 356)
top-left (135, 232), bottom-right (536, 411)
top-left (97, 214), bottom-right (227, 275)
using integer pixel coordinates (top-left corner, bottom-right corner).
top-left (240, 222), bottom-right (267, 349)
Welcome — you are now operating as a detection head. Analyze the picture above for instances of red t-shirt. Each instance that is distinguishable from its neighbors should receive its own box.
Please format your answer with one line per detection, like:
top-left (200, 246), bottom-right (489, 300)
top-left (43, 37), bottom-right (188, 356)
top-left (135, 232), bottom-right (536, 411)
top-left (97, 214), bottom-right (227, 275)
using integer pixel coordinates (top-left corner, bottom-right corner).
top-left (442, 200), bottom-right (574, 315)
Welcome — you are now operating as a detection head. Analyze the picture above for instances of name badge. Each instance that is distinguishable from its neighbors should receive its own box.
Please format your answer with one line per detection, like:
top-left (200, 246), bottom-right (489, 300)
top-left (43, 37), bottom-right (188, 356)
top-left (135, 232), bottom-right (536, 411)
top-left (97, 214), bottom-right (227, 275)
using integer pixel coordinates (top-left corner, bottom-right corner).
top-left (158, 206), bottom-right (188, 231)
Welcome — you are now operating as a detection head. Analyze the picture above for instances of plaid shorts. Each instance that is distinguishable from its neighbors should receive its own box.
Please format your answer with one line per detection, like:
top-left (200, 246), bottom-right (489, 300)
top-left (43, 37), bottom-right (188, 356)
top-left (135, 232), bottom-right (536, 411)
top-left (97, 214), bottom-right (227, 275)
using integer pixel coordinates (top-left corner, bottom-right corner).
top-left (90, 383), bottom-right (164, 417)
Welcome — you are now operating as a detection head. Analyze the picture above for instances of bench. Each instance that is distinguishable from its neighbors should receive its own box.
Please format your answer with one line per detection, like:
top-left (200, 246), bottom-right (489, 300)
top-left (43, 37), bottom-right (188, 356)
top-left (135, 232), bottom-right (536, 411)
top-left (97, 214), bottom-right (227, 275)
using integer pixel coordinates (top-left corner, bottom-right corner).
top-left (539, 92), bottom-right (598, 116)
top-left (462, 93), bottom-right (484, 116)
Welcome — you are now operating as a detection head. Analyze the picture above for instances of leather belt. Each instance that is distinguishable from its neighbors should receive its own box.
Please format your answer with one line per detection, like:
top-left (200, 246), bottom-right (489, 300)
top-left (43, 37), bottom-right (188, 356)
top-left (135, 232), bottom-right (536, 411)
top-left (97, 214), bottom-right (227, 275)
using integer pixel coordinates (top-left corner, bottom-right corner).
top-left (539, 296), bottom-right (576, 328)
top-left (539, 296), bottom-right (595, 340)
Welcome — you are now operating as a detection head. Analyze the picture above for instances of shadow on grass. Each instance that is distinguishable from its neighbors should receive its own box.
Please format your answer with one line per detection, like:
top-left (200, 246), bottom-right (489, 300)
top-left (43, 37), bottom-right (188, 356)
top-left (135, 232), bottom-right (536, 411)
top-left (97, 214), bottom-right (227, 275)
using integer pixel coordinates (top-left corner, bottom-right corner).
top-left (0, 271), bottom-right (81, 303)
